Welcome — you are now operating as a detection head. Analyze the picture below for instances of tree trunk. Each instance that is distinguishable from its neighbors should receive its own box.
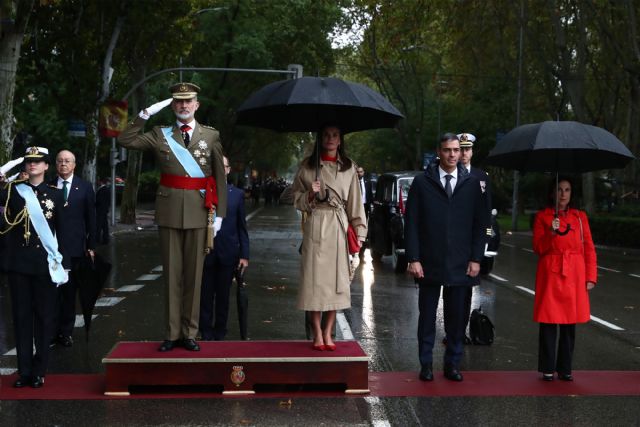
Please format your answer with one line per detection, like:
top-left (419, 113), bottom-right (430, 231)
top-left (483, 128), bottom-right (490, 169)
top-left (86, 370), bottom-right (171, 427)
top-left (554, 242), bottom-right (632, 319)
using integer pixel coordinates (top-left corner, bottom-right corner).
top-left (119, 78), bottom-right (144, 224)
top-left (0, 1), bottom-right (34, 162)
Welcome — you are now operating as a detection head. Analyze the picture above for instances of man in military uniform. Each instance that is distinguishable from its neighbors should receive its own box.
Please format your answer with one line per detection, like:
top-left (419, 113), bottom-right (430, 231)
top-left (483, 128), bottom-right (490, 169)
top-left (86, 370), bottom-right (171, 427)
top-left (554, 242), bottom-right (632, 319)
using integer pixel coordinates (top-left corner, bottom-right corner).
top-left (118, 82), bottom-right (227, 352)
top-left (457, 133), bottom-right (492, 342)
top-left (0, 147), bottom-right (68, 388)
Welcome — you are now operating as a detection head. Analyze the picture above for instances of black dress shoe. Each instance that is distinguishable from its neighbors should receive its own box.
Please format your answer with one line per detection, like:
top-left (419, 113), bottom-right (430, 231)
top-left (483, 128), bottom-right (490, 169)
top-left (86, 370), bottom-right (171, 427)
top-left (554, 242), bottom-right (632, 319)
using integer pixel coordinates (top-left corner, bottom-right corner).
top-left (558, 373), bottom-right (573, 381)
top-left (158, 340), bottom-right (177, 352)
top-left (419, 364), bottom-right (433, 381)
top-left (31, 376), bottom-right (45, 388)
top-left (57, 335), bottom-right (73, 347)
top-left (13, 376), bottom-right (31, 388)
top-left (444, 366), bottom-right (464, 382)
top-left (542, 373), bottom-right (554, 381)
top-left (182, 338), bottom-right (200, 351)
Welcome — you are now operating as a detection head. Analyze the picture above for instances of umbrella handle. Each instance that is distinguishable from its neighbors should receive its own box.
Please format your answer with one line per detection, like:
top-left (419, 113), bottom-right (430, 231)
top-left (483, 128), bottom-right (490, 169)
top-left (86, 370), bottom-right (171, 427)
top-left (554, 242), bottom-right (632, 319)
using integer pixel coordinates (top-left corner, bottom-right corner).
top-left (555, 223), bottom-right (571, 236)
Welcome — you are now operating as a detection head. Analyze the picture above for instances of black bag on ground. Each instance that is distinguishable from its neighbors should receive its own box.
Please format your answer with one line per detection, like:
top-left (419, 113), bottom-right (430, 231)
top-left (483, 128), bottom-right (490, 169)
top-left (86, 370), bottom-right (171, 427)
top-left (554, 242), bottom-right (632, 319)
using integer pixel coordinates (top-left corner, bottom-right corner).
top-left (469, 307), bottom-right (494, 345)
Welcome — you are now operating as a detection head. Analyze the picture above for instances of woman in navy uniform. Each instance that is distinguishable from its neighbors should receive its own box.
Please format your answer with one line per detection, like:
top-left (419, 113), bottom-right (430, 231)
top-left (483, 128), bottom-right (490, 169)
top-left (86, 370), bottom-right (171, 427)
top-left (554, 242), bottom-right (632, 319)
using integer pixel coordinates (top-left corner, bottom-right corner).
top-left (0, 146), bottom-right (68, 388)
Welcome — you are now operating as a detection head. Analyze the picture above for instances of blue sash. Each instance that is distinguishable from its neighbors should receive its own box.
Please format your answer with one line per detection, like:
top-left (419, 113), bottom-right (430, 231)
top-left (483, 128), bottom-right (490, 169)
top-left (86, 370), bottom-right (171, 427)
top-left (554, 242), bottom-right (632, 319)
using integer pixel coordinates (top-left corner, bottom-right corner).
top-left (15, 184), bottom-right (68, 286)
top-left (162, 127), bottom-right (206, 196)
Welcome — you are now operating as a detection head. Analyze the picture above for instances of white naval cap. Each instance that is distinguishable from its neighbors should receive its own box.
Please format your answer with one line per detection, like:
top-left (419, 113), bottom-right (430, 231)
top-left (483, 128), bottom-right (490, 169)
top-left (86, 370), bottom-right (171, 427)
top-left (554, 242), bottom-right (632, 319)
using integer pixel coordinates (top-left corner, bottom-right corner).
top-left (457, 133), bottom-right (476, 147)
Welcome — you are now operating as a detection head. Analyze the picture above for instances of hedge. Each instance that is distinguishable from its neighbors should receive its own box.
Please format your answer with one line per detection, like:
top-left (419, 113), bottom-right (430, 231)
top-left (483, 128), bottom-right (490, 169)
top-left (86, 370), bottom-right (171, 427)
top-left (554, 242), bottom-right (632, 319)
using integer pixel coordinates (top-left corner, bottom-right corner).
top-left (589, 215), bottom-right (640, 248)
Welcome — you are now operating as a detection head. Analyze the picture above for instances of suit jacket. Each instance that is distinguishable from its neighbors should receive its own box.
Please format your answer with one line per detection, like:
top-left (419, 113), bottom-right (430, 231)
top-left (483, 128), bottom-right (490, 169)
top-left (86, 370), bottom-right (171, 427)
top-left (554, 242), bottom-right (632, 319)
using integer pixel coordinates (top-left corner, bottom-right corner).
top-left (51, 175), bottom-right (96, 258)
top-left (117, 117), bottom-right (227, 228)
top-left (0, 181), bottom-right (69, 274)
top-left (212, 184), bottom-right (249, 265)
top-left (404, 161), bottom-right (485, 287)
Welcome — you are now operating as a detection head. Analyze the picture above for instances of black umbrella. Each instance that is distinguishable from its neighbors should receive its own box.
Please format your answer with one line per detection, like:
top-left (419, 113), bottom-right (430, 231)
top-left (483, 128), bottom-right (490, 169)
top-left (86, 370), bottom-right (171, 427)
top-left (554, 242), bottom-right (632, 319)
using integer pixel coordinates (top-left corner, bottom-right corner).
top-left (486, 121), bottom-right (635, 173)
top-left (486, 120), bottom-right (636, 233)
top-left (235, 76), bottom-right (404, 134)
top-left (235, 265), bottom-right (248, 340)
top-left (74, 253), bottom-right (112, 340)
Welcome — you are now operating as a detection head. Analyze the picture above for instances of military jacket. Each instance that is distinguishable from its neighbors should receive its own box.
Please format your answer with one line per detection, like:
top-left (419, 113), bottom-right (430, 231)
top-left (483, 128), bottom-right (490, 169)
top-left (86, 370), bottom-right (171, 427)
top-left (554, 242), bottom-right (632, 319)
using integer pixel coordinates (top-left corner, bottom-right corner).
top-left (117, 117), bottom-right (227, 229)
top-left (0, 181), bottom-right (68, 275)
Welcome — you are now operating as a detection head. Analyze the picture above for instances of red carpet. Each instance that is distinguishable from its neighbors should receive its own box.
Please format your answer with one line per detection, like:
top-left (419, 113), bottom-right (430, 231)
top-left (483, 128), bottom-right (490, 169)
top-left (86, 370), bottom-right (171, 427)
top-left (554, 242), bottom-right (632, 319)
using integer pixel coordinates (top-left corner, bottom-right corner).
top-left (1, 371), bottom-right (638, 400)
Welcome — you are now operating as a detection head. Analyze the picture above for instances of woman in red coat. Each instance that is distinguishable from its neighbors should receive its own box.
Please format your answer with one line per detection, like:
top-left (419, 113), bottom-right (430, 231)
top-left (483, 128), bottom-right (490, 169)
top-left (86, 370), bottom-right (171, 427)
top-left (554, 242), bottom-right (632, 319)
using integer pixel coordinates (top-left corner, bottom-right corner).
top-left (532, 176), bottom-right (597, 381)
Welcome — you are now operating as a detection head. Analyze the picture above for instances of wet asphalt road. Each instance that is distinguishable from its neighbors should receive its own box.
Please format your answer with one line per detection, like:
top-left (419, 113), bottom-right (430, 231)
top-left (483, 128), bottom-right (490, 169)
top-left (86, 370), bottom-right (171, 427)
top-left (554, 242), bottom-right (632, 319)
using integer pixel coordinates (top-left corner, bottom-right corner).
top-left (0, 203), bottom-right (639, 426)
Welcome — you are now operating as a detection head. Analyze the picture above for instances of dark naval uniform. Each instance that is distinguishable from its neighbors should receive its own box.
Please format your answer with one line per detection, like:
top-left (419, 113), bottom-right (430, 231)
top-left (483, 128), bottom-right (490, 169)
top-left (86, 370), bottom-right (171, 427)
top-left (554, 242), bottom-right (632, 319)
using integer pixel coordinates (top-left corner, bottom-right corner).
top-left (0, 180), bottom-right (67, 385)
top-left (118, 116), bottom-right (227, 344)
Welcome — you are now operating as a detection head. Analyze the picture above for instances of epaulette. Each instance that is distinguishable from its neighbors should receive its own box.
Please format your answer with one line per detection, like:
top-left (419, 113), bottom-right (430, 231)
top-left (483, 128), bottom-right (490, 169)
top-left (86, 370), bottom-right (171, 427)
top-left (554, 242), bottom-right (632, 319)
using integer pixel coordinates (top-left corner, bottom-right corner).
top-left (47, 183), bottom-right (58, 189)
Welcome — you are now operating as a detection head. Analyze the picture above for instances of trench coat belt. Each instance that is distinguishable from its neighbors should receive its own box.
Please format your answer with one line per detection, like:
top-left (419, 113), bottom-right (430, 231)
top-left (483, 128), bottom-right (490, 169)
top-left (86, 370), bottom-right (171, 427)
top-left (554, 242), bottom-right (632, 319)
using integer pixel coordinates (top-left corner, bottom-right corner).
top-left (545, 250), bottom-right (582, 278)
top-left (160, 173), bottom-right (218, 209)
top-left (315, 201), bottom-right (348, 232)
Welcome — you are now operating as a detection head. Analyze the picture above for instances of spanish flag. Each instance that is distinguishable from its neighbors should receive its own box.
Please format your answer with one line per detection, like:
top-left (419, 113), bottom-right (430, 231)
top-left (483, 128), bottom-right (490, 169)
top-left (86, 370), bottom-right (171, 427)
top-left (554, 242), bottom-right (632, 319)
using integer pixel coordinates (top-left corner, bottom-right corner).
top-left (99, 100), bottom-right (128, 137)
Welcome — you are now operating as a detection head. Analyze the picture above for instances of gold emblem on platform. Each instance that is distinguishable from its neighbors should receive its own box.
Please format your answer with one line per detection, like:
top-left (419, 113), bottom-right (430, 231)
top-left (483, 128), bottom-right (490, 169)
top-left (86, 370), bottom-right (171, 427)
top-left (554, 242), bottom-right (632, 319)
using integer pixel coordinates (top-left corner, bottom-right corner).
top-left (230, 365), bottom-right (246, 387)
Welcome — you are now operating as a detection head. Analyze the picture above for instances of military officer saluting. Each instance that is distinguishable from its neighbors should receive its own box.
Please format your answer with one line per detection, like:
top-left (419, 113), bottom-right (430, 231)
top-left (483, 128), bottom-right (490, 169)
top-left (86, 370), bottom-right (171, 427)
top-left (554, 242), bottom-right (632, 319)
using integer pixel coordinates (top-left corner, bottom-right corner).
top-left (0, 146), bottom-right (69, 388)
top-left (118, 82), bottom-right (227, 352)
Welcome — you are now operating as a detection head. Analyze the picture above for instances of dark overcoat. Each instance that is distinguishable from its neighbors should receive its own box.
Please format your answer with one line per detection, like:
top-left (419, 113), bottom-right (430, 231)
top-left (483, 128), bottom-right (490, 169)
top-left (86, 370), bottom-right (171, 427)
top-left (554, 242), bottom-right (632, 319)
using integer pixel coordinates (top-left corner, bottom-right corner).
top-left (404, 162), bottom-right (485, 287)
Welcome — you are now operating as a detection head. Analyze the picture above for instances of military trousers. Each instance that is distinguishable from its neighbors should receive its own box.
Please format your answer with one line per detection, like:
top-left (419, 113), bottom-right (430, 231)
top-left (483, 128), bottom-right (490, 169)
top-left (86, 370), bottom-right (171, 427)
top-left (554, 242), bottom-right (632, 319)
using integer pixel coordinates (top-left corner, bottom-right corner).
top-left (159, 226), bottom-right (206, 341)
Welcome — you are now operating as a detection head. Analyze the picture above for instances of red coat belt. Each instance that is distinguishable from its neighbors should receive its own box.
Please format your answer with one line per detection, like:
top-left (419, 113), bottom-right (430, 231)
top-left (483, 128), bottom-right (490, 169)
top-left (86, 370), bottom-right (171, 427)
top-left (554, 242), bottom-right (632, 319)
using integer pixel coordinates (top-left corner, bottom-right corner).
top-left (159, 174), bottom-right (218, 210)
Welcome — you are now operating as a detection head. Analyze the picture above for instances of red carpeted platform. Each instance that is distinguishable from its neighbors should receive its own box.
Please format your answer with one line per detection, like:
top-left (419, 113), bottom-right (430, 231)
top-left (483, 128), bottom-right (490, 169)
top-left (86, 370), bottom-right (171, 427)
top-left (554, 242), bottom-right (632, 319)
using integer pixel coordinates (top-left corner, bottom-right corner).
top-left (102, 341), bottom-right (370, 395)
top-left (1, 371), bottom-right (639, 400)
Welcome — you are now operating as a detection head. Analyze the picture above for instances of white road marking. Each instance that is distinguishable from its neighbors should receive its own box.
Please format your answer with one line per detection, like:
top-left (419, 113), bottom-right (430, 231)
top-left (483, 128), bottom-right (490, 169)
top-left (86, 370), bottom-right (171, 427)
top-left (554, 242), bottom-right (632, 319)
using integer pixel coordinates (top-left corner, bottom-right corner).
top-left (630, 274), bottom-right (640, 279)
top-left (514, 285), bottom-right (624, 330)
top-left (0, 368), bottom-right (17, 375)
top-left (336, 312), bottom-right (354, 340)
top-left (597, 266), bottom-right (621, 273)
top-left (246, 207), bottom-right (264, 221)
top-left (501, 243), bottom-right (516, 248)
top-left (152, 265), bottom-right (163, 272)
top-left (74, 314), bottom-right (98, 328)
top-left (489, 273), bottom-right (508, 282)
top-left (136, 274), bottom-right (161, 281)
top-left (4, 345), bottom-right (33, 356)
top-left (116, 284), bottom-right (145, 292)
top-left (521, 248), bottom-right (534, 253)
top-left (95, 297), bottom-right (125, 307)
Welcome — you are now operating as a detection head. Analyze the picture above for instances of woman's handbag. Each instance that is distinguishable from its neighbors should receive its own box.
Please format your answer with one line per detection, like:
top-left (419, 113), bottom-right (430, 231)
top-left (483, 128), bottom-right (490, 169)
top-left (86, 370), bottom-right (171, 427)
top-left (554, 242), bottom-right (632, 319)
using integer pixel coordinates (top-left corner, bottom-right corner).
top-left (347, 224), bottom-right (361, 255)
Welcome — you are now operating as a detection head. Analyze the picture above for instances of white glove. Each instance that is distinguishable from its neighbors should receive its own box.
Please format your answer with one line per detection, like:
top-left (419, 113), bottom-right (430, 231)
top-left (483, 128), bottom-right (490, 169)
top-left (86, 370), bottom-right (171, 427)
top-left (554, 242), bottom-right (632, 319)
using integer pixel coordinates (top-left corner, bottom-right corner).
top-left (213, 217), bottom-right (223, 236)
top-left (139, 98), bottom-right (173, 119)
top-left (0, 157), bottom-right (24, 176)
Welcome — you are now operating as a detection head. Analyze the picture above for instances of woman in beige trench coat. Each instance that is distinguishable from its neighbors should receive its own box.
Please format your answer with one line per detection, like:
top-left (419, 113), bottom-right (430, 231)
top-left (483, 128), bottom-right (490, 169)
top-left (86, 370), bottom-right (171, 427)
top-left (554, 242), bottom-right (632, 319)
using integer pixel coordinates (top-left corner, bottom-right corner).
top-left (292, 125), bottom-right (367, 351)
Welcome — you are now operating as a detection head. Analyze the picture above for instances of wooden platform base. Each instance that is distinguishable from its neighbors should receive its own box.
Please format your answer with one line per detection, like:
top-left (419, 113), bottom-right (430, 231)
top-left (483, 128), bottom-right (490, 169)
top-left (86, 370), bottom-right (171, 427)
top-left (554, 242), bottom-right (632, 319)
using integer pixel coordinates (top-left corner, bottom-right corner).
top-left (102, 340), bottom-right (369, 396)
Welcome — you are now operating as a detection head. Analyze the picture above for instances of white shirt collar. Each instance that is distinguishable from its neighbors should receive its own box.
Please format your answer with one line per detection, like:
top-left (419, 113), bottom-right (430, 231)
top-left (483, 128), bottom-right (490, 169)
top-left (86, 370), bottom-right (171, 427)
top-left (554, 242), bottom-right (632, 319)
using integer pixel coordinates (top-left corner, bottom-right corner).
top-left (177, 119), bottom-right (196, 134)
top-left (438, 166), bottom-right (457, 180)
top-left (57, 174), bottom-right (74, 187)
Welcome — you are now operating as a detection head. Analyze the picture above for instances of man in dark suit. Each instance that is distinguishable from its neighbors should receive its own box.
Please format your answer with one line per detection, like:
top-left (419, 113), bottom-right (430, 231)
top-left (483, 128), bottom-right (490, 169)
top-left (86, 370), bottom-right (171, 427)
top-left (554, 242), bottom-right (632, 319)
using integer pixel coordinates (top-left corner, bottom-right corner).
top-left (458, 133), bottom-right (493, 342)
top-left (356, 166), bottom-right (373, 219)
top-left (405, 133), bottom-right (485, 382)
top-left (51, 149), bottom-right (96, 348)
top-left (200, 156), bottom-right (249, 341)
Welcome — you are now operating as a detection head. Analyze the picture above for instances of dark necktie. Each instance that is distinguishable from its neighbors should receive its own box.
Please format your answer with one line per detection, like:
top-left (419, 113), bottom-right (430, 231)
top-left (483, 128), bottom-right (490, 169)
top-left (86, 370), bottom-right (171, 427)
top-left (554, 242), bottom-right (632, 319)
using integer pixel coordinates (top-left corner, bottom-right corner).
top-left (180, 124), bottom-right (191, 146)
top-left (62, 180), bottom-right (69, 201)
top-left (444, 174), bottom-right (453, 198)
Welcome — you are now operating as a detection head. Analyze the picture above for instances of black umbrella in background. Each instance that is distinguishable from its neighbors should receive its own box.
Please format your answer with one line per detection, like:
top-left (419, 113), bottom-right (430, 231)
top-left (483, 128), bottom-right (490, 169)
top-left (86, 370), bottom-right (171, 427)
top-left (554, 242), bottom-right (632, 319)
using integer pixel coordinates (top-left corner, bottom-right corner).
top-left (486, 120), bottom-right (635, 232)
top-left (235, 265), bottom-right (248, 340)
top-left (74, 253), bottom-right (112, 340)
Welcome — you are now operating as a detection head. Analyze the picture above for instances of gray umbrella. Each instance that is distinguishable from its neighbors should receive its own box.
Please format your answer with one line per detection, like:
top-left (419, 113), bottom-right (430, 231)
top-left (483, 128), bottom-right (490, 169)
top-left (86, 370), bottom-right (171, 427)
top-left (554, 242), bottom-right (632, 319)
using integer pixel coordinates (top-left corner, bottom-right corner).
top-left (486, 121), bottom-right (635, 173)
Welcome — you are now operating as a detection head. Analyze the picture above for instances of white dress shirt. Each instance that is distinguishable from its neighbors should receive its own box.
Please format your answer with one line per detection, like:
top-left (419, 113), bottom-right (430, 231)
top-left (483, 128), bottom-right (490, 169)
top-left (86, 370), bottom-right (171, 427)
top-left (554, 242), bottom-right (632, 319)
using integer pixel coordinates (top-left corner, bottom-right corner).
top-left (438, 166), bottom-right (457, 193)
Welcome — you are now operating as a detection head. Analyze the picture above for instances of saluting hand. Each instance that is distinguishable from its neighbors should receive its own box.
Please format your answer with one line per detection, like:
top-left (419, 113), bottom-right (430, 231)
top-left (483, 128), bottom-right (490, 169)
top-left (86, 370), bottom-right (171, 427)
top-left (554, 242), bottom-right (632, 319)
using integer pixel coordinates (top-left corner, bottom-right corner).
top-left (140, 98), bottom-right (173, 119)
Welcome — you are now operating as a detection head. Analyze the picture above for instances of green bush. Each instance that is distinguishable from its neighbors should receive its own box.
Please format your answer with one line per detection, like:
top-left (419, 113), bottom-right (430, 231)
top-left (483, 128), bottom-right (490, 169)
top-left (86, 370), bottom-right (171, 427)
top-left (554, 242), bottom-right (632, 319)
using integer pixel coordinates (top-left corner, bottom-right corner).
top-left (589, 215), bottom-right (640, 248)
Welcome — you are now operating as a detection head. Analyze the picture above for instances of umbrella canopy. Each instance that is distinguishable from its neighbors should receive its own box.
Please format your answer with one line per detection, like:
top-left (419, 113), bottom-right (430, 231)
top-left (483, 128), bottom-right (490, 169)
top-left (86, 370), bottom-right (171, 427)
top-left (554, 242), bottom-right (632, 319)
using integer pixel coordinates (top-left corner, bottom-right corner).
top-left (236, 76), bottom-right (404, 134)
top-left (486, 121), bottom-right (635, 173)
top-left (75, 254), bottom-right (112, 340)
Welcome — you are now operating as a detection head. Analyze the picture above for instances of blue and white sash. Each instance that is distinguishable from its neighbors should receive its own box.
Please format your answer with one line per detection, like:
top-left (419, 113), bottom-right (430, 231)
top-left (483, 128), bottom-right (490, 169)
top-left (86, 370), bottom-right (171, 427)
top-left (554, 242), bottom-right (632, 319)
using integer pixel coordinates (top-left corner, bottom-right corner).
top-left (162, 127), bottom-right (206, 196)
top-left (15, 184), bottom-right (68, 286)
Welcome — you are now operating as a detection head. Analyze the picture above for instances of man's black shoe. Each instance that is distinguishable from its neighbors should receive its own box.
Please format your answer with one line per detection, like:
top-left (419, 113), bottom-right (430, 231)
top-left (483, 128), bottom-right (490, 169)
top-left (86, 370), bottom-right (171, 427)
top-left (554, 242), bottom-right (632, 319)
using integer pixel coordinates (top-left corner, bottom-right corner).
top-left (31, 376), bottom-right (45, 388)
top-left (158, 340), bottom-right (177, 352)
top-left (57, 335), bottom-right (73, 347)
top-left (444, 366), bottom-right (463, 382)
top-left (182, 338), bottom-right (200, 351)
top-left (419, 364), bottom-right (433, 381)
top-left (13, 376), bottom-right (30, 388)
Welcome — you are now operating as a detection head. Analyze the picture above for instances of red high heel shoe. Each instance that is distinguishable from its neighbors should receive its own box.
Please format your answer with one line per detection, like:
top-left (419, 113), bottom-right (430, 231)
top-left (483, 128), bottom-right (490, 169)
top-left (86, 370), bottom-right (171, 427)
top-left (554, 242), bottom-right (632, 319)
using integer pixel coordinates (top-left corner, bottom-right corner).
top-left (312, 344), bottom-right (326, 351)
top-left (325, 343), bottom-right (336, 351)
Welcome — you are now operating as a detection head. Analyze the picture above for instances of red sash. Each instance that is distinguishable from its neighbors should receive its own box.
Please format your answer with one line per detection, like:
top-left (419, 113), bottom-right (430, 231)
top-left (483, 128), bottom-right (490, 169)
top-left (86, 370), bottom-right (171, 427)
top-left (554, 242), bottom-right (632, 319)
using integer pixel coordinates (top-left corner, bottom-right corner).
top-left (159, 174), bottom-right (218, 209)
